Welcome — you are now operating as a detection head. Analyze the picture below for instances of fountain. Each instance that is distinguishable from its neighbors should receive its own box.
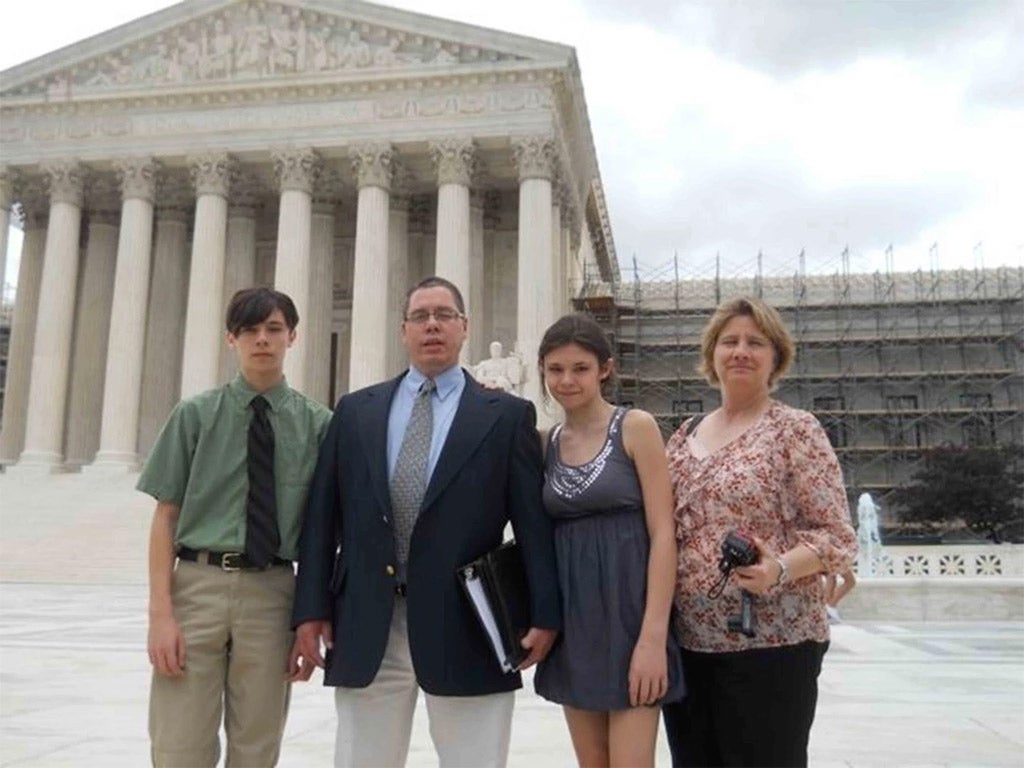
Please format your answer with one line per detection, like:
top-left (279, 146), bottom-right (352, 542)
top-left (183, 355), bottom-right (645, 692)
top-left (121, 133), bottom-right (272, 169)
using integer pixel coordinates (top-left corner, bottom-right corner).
top-left (856, 492), bottom-right (883, 576)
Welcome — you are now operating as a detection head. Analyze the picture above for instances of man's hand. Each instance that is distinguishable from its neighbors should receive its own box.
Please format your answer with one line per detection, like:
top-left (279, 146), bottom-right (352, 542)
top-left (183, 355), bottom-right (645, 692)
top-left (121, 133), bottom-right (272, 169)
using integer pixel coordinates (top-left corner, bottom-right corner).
top-left (148, 613), bottom-right (186, 677)
top-left (287, 635), bottom-right (316, 682)
top-left (295, 620), bottom-right (333, 669)
top-left (517, 627), bottom-right (557, 670)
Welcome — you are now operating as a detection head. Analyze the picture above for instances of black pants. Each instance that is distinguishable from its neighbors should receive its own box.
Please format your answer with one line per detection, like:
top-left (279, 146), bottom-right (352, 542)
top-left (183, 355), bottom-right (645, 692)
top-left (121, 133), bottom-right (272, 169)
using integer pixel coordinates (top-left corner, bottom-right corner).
top-left (662, 641), bottom-right (828, 768)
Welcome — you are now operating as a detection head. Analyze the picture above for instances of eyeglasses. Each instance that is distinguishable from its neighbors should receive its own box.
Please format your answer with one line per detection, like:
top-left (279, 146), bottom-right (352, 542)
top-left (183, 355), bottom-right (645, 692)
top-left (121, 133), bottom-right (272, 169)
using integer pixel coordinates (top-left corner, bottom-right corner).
top-left (404, 308), bottom-right (465, 324)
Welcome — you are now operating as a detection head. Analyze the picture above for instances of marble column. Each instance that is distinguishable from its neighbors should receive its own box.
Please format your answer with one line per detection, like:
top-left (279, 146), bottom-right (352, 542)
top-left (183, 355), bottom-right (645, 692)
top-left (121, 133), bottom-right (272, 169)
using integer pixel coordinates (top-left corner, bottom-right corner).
top-left (64, 208), bottom-right (118, 467)
top-left (550, 194), bottom-right (563, 325)
top-left (469, 190), bottom-right (486, 362)
top-left (219, 198), bottom-right (258, 382)
top-left (272, 148), bottom-right (321, 394)
top-left (0, 198), bottom-right (47, 465)
top-left (431, 139), bottom-right (475, 305)
top-left (138, 204), bottom-right (190, 457)
top-left (348, 142), bottom-right (394, 391)
top-left (16, 161), bottom-right (86, 471)
top-left (0, 167), bottom-right (13, 296)
top-left (513, 136), bottom-right (555, 414)
top-left (308, 199), bottom-right (337, 405)
top-left (386, 195), bottom-right (410, 375)
top-left (89, 158), bottom-right (158, 471)
top-left (180, 153), bottom-right (232, 399)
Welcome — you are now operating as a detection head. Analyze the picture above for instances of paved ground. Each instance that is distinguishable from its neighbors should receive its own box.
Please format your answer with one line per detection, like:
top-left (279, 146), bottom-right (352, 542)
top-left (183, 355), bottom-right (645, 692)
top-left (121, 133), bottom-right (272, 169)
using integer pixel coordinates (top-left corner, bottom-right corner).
top-left (1, 473), bottom-right (1023, 767)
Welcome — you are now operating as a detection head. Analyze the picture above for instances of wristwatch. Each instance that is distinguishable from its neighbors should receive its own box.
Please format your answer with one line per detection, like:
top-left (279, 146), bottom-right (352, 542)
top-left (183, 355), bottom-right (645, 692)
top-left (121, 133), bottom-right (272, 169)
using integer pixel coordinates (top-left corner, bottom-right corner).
top-left (773, 555), bottom-right (789, 587)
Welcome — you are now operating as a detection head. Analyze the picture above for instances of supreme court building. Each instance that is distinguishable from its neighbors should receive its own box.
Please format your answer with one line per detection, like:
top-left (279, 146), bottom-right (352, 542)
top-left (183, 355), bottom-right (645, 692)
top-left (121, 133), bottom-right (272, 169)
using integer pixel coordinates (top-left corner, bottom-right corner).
top-left (0, 0), bottom-right (618, 473)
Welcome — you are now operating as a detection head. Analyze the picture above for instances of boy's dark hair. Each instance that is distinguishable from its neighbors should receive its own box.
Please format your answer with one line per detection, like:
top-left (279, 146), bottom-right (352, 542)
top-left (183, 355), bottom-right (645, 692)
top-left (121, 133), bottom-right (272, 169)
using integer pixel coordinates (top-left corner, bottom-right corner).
top-left (403, 276), bottom-right (466, 317)
top-left (225, 288), bottom-right (299, 335)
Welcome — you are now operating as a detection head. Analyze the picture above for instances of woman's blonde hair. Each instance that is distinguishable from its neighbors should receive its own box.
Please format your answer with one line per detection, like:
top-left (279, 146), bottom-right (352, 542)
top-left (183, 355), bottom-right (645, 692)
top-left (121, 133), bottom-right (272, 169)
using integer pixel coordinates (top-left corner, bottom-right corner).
top-left (697, 296), bottom-right (794, 390)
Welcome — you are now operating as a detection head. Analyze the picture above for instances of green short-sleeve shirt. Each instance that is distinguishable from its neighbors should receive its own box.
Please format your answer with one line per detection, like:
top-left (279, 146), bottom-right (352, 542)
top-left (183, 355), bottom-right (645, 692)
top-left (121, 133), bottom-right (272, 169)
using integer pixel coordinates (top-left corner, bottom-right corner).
top-left (137, 375), bottom-right (332, 560)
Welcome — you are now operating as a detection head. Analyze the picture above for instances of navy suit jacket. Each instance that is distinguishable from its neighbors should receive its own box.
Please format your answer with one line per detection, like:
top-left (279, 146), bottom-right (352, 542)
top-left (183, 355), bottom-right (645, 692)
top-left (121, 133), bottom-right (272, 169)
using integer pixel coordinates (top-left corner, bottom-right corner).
top-left (292, 371), bottom-right (561, 696)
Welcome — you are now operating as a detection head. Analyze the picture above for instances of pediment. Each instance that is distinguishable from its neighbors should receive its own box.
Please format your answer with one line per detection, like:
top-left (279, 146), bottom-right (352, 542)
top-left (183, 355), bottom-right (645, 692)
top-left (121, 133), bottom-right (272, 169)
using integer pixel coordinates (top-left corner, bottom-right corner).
top-left (1, 0), bottom-right (573, 100)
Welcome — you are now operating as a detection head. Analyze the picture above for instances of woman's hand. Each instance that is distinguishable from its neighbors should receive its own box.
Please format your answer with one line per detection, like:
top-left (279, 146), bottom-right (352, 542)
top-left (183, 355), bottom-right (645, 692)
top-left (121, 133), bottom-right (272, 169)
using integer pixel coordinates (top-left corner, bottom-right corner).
top-left (733, 535), bottom-right (784, 595)
top-left (628, 638), bottom-right (668, 707)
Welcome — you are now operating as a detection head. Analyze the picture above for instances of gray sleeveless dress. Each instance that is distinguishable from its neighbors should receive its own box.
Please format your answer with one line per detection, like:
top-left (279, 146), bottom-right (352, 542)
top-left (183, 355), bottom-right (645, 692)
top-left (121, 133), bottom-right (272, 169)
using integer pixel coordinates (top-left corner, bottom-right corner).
top-left (534, 407), bottom-right (685, 710)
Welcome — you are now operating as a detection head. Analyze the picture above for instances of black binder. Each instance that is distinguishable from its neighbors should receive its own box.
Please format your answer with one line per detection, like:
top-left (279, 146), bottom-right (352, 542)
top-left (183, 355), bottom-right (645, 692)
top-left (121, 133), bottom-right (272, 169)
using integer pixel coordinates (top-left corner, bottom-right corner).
top-left (457, 540), bottom-right (531, 673)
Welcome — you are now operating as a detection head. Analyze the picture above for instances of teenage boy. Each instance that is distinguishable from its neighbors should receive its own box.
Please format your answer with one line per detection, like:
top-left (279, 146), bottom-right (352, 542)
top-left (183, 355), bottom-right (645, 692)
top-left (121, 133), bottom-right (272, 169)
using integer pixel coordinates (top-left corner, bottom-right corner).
top-left (139, 287), bottom-right (331, 767)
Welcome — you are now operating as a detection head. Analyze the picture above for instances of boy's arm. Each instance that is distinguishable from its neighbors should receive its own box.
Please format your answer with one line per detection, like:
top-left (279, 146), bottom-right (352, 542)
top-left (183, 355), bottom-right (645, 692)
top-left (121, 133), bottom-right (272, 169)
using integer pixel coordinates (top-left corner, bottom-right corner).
top-left (148, 501), bottom-right (185, 677)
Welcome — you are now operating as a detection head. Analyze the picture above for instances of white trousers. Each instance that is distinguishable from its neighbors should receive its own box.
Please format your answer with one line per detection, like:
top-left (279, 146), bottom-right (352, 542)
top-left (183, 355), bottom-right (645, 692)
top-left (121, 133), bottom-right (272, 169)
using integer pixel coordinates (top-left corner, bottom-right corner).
top-left (334, 598), bottom-right (515, 768)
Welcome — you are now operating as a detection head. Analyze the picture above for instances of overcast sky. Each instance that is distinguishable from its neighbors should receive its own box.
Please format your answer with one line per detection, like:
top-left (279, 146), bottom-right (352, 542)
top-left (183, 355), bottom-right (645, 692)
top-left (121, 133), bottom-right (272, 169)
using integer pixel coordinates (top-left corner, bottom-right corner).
top-left (2, 0), bottom-right (1021, 287)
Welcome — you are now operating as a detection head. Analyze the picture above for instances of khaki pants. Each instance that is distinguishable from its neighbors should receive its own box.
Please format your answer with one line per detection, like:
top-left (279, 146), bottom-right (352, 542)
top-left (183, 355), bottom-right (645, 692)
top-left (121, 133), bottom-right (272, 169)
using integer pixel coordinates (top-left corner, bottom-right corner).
top-left (150, 560), bottom-right (295, 767)
top-left (334, 599), bottom-right (515, 768)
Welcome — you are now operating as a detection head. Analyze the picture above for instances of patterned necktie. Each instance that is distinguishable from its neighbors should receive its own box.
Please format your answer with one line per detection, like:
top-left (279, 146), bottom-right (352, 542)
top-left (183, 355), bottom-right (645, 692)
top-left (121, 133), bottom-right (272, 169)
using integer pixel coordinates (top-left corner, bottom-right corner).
top-left (390, 379), bottom-right (436, 565)
top-left (245, 395), bottom-right (279, 567)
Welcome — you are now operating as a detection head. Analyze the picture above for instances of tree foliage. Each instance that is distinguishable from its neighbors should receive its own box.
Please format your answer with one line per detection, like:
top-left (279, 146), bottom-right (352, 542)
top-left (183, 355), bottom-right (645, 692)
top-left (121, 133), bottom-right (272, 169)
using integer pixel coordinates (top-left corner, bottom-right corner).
top-left (892, 444), bottom-right (1024, 543)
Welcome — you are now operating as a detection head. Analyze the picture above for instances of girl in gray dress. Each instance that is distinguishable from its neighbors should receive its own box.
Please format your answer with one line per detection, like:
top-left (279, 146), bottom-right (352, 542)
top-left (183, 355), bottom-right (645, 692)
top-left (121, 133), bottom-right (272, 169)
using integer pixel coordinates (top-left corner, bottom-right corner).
top-left (534, 314), bottom-right (684, 768)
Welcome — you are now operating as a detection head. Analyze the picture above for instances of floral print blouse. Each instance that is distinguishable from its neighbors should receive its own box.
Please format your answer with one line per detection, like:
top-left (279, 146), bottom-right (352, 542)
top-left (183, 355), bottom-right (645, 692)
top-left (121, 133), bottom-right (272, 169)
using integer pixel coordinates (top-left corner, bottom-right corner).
top-left (667, 400), bottom-right (857, 653)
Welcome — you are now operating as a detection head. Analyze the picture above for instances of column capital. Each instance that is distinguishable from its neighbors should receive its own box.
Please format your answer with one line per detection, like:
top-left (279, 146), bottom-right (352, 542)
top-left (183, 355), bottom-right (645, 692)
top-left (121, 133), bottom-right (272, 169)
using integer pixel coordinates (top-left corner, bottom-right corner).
top-left (430, 137), bottom-right (477, 187)
top-left (349, 142), bottom-right (395, 191)
top-left (43, 160), bottom-right (86, 206)
top-left (512, 135), bottom-right (556, 182)
top-left (115, 157), bottom-right (160, 202)
top-left (15, 177), bottom-right (49, 229)
top-left (389, 195), bottom-right (411, 213)
top-left (188, 152), bottom-right (235, 197)
top-left (0, 165), bottom-right (16, 210)
top-left (272, 148), bottom-right (323, 194)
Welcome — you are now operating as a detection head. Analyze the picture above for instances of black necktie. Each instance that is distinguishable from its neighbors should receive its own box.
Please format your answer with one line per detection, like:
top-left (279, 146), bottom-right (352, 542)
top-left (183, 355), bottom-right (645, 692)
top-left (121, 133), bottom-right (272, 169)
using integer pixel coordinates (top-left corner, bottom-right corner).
top-left (245, 395), bottom-right (279, 567)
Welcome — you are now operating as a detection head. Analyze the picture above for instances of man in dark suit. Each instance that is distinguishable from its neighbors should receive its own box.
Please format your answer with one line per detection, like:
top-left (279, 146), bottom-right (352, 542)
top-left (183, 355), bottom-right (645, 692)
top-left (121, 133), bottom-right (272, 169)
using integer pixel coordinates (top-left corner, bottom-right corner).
top-left (293, 276), bottom-right (560, 767)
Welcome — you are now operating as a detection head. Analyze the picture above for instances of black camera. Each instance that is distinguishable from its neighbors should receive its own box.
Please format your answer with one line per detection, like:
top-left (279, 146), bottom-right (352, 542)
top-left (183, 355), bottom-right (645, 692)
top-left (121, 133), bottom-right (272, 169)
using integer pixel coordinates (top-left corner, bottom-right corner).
top-left (717, 530), bottom-right (758, 638)
top-left (718, 529), bottom-right (759, 573)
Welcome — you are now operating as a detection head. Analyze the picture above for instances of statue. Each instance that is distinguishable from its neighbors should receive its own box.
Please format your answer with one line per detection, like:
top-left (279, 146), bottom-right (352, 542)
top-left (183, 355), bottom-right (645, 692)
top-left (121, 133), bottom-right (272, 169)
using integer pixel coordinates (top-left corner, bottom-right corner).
top-left (856, 492), bottom-right (882, 576)
top-left (473, 341), bottom-right (524, 395)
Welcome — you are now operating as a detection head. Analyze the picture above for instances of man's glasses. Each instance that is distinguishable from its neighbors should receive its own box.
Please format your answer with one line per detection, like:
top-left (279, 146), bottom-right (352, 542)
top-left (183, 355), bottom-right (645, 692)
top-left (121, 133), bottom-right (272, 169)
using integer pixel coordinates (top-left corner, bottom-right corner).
top-left (404, 308), bottom-right (465, 324)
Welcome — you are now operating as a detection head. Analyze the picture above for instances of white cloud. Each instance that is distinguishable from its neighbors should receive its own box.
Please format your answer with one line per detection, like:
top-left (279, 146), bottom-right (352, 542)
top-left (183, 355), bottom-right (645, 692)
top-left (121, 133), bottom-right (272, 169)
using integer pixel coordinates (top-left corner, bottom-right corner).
top-left (2, 0), bottom-right (1022, 286)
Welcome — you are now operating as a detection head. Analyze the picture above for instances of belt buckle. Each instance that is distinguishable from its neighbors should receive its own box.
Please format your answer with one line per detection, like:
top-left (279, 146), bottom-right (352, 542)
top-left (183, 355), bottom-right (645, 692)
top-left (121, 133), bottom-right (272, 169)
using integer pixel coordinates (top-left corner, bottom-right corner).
top-left (220, 552), bottom-right (245, 572)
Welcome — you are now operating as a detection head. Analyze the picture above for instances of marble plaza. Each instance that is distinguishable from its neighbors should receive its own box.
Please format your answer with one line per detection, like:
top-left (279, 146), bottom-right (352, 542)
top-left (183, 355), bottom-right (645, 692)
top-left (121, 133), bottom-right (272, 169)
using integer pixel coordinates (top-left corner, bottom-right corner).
top-left (1, 472), bottom-right (1023, 767)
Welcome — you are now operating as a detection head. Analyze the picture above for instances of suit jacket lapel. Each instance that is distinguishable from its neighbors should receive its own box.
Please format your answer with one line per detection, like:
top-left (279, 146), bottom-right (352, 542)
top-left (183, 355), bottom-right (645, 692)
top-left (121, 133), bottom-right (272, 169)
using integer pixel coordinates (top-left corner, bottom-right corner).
top-left (421, 378), bottom-right (501, 511)
top-left (356, 374), bottom-right (405, 517)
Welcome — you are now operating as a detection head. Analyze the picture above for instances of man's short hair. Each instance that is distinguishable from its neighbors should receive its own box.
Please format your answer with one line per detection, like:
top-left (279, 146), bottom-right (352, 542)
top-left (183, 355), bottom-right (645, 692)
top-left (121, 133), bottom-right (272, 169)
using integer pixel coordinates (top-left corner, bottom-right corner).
top-left (402, 276), bottom-right (466, 317)
top-left (225, 288), bottom-right (299, 335)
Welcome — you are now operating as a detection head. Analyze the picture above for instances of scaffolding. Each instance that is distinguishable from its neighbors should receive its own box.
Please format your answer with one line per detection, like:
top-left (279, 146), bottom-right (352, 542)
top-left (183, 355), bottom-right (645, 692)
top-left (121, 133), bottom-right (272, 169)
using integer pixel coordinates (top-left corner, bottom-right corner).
top-left (574, 253), bottom-right (1024, 508)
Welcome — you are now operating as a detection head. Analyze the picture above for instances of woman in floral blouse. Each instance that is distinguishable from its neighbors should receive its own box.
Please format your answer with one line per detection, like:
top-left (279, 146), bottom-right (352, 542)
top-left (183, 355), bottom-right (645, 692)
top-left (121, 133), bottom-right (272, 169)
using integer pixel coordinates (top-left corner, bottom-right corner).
top-left (661, 296), bottom-right (857, 767)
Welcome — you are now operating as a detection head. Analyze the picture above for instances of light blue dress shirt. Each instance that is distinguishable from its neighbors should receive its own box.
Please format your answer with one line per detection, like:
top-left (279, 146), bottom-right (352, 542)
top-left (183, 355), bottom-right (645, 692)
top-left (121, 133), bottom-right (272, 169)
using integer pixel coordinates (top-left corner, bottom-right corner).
top-left (387, 364), bottom-right (466, 484)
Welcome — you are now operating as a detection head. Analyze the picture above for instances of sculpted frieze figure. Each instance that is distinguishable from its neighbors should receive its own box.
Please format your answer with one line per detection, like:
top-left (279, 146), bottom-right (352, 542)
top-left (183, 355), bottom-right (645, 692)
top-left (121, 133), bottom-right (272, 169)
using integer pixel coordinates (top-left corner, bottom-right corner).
top-left (18, 1), bottom-right (537, 97)
top-left (235, 6), bottom-right (270, 76)
top-left (205, 18), bottom-right (234, 79)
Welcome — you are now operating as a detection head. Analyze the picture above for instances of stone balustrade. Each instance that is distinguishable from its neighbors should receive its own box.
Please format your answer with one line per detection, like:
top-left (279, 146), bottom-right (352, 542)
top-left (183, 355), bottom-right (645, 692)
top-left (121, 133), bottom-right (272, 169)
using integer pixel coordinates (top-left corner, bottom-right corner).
top-left (854, 544), bottom-right (1024, 578)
